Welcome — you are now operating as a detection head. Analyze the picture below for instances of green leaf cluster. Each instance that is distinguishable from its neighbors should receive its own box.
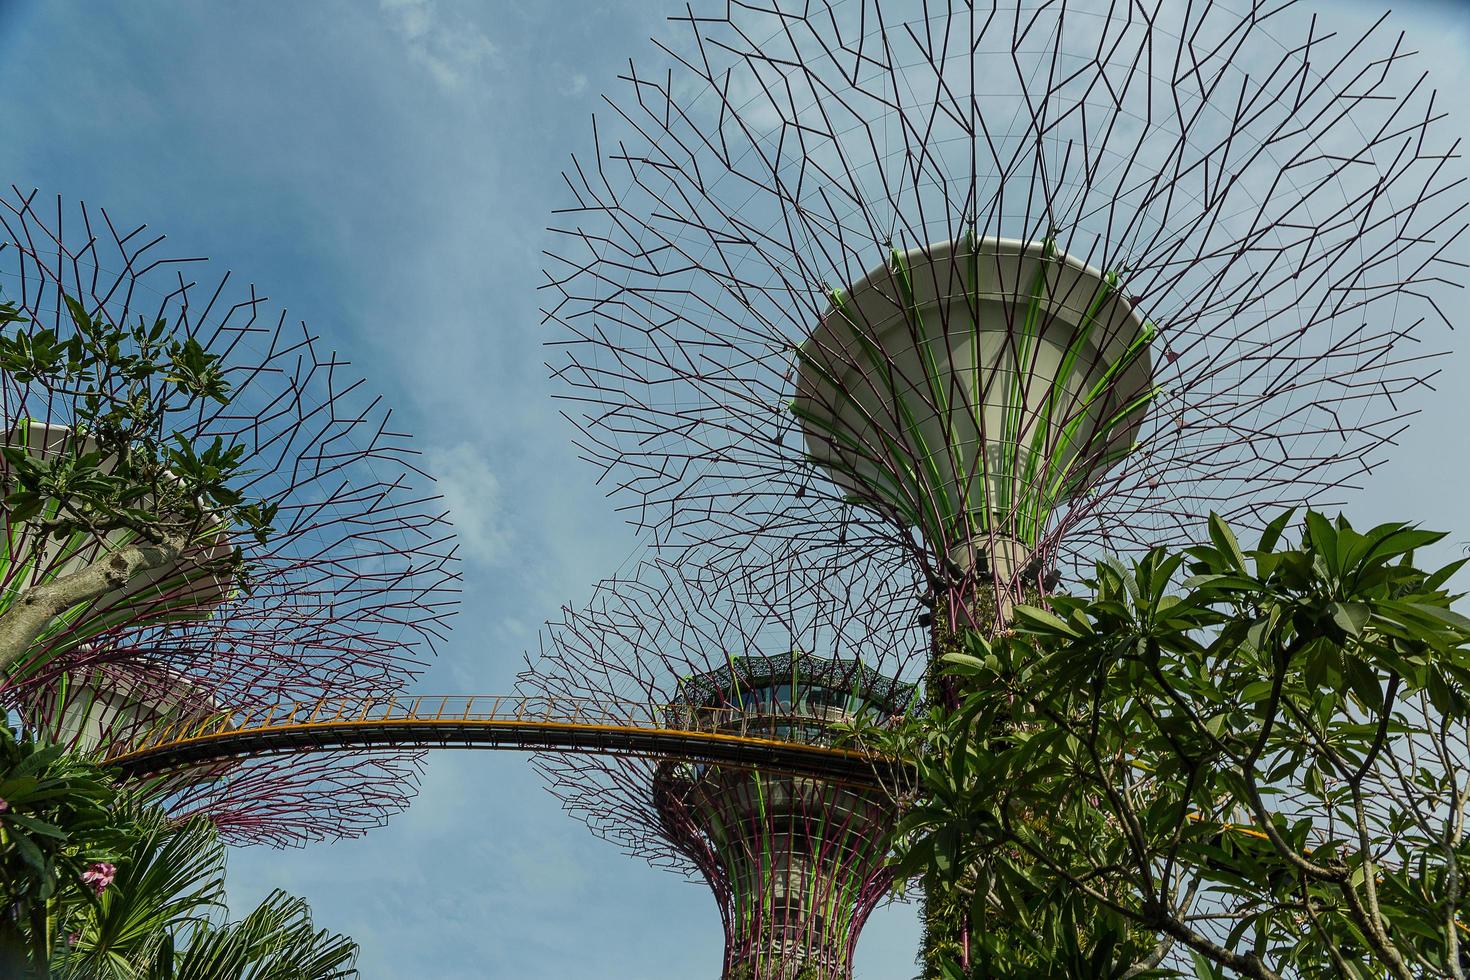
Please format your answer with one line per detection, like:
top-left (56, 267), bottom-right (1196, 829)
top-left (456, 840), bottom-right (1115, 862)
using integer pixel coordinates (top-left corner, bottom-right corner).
top-left (54, 812), bottom-right (357, 980)
top-left (0, 721), bottom-right (136, 971)
top-left (0, 716), bottom-right (356, 980)
top-left (0, 294), bottom-right (285, 679)
top-left (879, 511), bottom-right (1470, 979)
top-left (0, 292), bottom-right (278, 558)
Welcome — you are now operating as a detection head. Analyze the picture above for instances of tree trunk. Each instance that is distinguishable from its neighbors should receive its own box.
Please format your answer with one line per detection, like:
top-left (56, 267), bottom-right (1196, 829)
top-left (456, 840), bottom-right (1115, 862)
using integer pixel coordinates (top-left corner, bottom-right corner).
top-left (920, 582), bottom-right (1000, 978)
top-left (0, 536), bottom-right (184, 675)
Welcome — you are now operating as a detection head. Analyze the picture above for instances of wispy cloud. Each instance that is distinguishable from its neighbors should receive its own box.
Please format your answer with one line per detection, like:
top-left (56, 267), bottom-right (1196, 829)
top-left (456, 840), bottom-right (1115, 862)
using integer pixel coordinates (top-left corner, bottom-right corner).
top-left (428, 442), bottom-right (512, 566)
top-left (379, 0), bottom-right (498, 92)
top-left (561, 72), bottom-right (589, 97)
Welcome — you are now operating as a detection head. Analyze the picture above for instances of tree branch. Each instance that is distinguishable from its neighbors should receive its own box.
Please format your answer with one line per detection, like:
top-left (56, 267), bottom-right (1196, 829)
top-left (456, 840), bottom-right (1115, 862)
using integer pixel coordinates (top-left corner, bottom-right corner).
top-left (0, 535), bottom-right (185, 674)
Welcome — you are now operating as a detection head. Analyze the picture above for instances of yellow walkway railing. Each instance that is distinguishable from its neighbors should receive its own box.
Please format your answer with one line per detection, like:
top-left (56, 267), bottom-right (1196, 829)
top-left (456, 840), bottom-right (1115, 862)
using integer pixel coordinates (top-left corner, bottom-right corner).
top-left (104, 694), bottom-right (903, 787)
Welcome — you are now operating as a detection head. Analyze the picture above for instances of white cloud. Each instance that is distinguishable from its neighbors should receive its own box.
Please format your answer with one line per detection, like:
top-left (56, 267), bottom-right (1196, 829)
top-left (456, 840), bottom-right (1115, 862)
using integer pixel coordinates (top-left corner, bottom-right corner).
top-left (379, 0), bottom-right (498, 92)
top-left (561, 72), bottom-right (588, 97)
top-left (428, 442), bottom-right (512, 566)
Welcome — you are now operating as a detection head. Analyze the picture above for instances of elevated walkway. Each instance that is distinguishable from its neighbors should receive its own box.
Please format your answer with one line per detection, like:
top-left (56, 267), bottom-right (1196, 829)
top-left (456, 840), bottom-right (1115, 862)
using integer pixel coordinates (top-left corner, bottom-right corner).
top-left (104, 694), bottom-right (904, 787)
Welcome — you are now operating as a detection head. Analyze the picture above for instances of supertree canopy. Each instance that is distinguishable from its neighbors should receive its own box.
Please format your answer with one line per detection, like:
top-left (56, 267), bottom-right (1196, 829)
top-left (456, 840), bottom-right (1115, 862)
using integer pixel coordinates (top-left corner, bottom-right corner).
top-left (525, 549), bottom-right (925, 979)
top-left (542, 0), bottom-right (1464, 629)
top-left (0, 190), bottom-right (460, 844)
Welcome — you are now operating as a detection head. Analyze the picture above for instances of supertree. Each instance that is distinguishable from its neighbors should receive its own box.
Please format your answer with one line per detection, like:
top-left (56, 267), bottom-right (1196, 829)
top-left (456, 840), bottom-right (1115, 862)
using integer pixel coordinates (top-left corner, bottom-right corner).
top-left (542, 0), bottom-right (1461, 629)
top-left (536, 0), bottom-right (1464, 973)
top-left (0, 189), bottom-right (460, 844)
top-left (525, 547), bottom-right (926, 979)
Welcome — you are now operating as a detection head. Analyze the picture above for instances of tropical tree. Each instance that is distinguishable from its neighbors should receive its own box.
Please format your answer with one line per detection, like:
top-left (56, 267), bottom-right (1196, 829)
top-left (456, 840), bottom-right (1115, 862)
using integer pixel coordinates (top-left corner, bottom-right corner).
top-left (0, 715), bottom-right (355, 980)
top-left (876, 512), bottom-right (1470, 978)
top-left (151, 888), bottom-right (358, 980)
top-left (0, 255), bottom-right (360, 980)
top-left (53, 811), bottom-right (358, 980)
top-left (0, 718), bottom-right (137, 976)
top-left (0, 294), bottom-right (276, 677)
top-left (56, 812), bottom-right (220, 976)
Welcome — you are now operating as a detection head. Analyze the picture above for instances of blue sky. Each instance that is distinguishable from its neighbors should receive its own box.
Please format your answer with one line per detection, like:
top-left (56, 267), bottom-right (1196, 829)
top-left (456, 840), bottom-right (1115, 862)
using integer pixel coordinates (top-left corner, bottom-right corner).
top-left (2, 1), bottom-right (1469, 977)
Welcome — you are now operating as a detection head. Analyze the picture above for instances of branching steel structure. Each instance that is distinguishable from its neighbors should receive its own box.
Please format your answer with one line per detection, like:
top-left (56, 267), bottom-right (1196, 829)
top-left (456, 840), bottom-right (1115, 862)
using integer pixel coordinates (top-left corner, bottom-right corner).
top-left (533, 0), bottom-right (1466, 976)
top-left (525, 551), bottom-right (925, 979)
top-left (0, 190), bottom-right (461, 844)
top-left (1, 0), bottom-right (1458, 970)
top-left (542, 0), bottom-right (1463, 626)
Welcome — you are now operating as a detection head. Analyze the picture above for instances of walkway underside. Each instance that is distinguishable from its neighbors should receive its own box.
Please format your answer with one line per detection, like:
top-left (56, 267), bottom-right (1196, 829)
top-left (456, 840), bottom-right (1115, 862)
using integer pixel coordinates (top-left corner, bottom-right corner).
top-left (103, 695), bottom-right (905, 788)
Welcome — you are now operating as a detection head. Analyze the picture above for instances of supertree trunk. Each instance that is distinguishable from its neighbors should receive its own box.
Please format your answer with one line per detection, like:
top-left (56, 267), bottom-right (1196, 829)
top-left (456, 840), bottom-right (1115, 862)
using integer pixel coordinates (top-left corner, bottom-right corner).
top-left (524, 551), bottom-right (925, 978)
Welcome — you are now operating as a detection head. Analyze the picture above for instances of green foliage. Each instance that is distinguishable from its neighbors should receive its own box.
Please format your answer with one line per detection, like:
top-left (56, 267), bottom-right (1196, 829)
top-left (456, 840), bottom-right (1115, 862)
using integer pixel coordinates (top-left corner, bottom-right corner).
top-left (0, 293), bottom-right (284, 678)
top-left (0, 715), bottom-right (355, 980)
top-left (0, 720), bottom-right (139, 974)
top-left (160, 887), bottom-right (358, 980)
top-left (879, 512), bottom-right (1470, 978)
top-left (49, 807), bottom-right (358, 980)
top-left (57, 814), bottom-right (227, 977)
top-left (0, 295), bottom-right (276, 547)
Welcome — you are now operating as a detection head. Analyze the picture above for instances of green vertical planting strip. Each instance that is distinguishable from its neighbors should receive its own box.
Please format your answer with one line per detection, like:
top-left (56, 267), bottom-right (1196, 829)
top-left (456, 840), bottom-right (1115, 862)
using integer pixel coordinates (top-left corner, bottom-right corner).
top-left (892, 248), bottom-right (968, 548)
top-left (999, 237), bottom-right (1057, 543)
top-left (800, 238), bottom-right (1157, 553)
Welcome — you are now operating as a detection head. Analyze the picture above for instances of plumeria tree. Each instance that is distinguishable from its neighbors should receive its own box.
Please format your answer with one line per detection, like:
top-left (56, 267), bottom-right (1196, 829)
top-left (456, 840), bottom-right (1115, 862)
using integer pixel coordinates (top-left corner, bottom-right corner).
top-left (876, 513), bottom-right (1470, 978)
top-left (0, 294), bottom-right (276, 676)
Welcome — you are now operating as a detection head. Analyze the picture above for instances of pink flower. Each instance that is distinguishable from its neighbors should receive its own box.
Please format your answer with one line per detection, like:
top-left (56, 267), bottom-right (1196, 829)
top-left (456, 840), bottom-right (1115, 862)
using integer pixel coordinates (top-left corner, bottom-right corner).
top-left (79, 862), bottom-right (116, 895)
top-left (0, 798), bottom-right (8, 813)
